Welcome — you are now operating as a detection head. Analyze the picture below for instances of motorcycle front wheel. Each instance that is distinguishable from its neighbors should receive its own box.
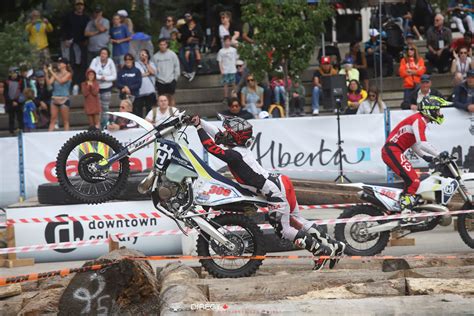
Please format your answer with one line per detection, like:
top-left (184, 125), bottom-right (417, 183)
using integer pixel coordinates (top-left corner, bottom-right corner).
top-left (196, 214), bottom-right (266, 278)
top-left (457, 202), bottom-right (474, 248)
top-left (56, 131), bottom-right (130, 204)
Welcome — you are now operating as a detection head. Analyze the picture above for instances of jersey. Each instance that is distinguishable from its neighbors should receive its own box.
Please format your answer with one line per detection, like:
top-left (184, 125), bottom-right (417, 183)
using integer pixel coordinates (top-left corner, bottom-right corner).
top-left (386, 112), bottom-right (427, 152)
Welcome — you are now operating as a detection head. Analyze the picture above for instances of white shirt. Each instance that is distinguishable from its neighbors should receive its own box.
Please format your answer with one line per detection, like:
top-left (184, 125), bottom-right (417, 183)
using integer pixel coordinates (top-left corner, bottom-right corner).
top-left (135, 61), bottom-right (157, 96)
top-left (357, 99), bottom-right (386, 114)
top-left (217, 46), bottom-right (239, 74)
top-left (145, 106), bottom-right (179, 126)
top-left (89, 57), bottom-right (117, 90)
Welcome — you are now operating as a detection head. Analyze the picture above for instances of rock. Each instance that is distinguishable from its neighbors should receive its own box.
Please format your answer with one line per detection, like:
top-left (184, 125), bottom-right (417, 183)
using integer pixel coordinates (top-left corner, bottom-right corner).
top-left (38, 274), bottom-right (74, 291)
top-left (406, 278), bottom-right (474, 295)
top-left (0, 284), bottom-right (22, 299)
top-left (346, 279), bottom-right (405, 296)
top-left (0, 292), bottom-right (37, 316)
top-left (382, 259), bottom-right (410, 272)
top-left (158, 262), bottom-right (208, 315)
top-left (19, 288), bottom-right (64, 315)
top-left (58, 248), bottom-right (160, 315)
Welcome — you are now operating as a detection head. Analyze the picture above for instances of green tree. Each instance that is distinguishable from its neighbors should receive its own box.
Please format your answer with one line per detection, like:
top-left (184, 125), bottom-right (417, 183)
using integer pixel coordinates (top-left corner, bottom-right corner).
top-left (0, 19), bottom-right (38, 78)
top-left (239, 0), bottom-right (333, 116)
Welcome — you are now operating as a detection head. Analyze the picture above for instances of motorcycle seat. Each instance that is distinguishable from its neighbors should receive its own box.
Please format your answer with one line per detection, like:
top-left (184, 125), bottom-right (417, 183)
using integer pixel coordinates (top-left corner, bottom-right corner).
top-left (189, 150), bottom-right (257, 197)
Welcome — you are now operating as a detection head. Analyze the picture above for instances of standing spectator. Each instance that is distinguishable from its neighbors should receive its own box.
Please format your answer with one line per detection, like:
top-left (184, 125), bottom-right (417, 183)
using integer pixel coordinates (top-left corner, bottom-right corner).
top-left (448, 0), bottom-right (474, 34)
top-left (60, 0), bottom-right (90, 88)
top-left (346, 79), bottom-right (367, 115)
top-left (81, 69), bottom-right (101, 130)
top-left (110, 14), bottom-right (132, 67)
top-left (107, 99), bottom-right (138, 131)
top-left (145, 94), bottom-right (179, 127)
top-left (44, 57), bottom-right (72, 131)
top-left (89, 48), bottom-right (117, 129)
top-left (404, 74), bottom-right (444, 110)
top-left (365, 29), bottom-right (394, 77)
top-left (339, 57), bottom-right (360, 86)
top-left (217, 35), bottom-right (239, 101)
top-left (219, 11), bottom-right (240, 47)
top-left (451, 47), bottom-right (473, 81)
top-left (34, 70), bottom-right (51, 128)
top-left (25, 10), bottom-right (53, 65)
top-left (346, 42), bottom-right (369, 90)
top-left (159, 16), bottom-right (178, 40)
top-left (153, 38), bottom-right (180, 95)
top-left (452, 69), bottom-right (474, 112)
top-left (0, 82), bottom-right (5, 114)
top-left (451, 31), bottom-right (473, 55)
top-left (134, 49), bottom-right (157, 118)
top-left (426, 14), bottom-right (452, 73)
top-left (413, 0), bottom-right (435, 34)
top-left (22, 88), bottom-right (37, 132)
top-left (180, 14), bottom-right (204, 81)
top-left (289, 79), bottom-right (306, 117)
top-left (399, 45), bottom-right (426, 103)
top-left (270, 72), bottom-right (290, 106)
top-left (4, 67), bottom-right (24, 134)
top-left (357, 86), bottom-right (386, 114)
top-left (242, 21), bottom-right (256, 44)
top-left (365, 28), bottom-right (381, 69)
top-left (117, 10), bottom-right (134, 34)
top-left (84, 5), bottom-right (110, 64)
top-left (20, 67), bottom-right (37, 98)
top-left (312, 56), bottom-right (337, 116)
top-left (241, 74), bottom-right (264, 117)
top-left (117, 54), bottom-right (142, 102)
top-left (219, 97), bottom-right (254, 120)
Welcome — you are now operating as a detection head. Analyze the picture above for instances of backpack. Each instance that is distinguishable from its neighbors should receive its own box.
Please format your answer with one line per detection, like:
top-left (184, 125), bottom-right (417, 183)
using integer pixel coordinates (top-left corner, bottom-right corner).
top-left (268, 104), bottom-right (285, 118)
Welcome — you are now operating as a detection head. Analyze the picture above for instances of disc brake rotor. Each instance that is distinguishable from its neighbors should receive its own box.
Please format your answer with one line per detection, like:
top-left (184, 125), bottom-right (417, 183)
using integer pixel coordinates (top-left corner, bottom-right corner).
top-left (349, 222), bottom-right (379, 243)
top-left (210, 233), bottom-right (245, 256)
top-left (78, 153), bottom-right (108, 183)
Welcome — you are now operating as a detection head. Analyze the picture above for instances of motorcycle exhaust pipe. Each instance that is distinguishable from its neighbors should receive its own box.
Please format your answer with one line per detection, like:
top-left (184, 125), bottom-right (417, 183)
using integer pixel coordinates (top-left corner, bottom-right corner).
top-left (366, 221), bottom-right (400, 234)
top-left (138, 170), bottom-right (157, 194)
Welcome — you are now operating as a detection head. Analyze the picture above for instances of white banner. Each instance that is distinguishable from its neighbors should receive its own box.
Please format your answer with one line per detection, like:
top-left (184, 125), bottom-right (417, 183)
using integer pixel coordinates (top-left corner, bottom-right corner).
top-left (0, 136), bottom-right (19, 206)
top-left (7, 201), bottom-right (182, 262)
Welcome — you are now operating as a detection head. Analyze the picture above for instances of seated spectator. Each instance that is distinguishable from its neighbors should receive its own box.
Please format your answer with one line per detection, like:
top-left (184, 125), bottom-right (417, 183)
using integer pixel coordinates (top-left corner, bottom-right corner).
top-left (25, 10), bottom-right (53, 65)
top-left (426, 14), bottom-right (452, 73)
top-left (399, 45), bottom-right (426, 103)
top-left (145, 94), bottom-right (179, 127)
top-left (452, 68), bottom-right (474, 112)
top-left (180, 13), bottom-right (203, 81)
top-left (220, 97), bottom-right (254, 120)
top-left (346, 79), bottom-right (367, 115)
top-left (117, 9), bottom-right (134, 34)
top-left (346, 41), bottom-right (369, 90)
top-left (413, 0), bottom-right (435, 35)
top-left (339, 57), bottom-right (360, 86)
top-left (117, 53), bottom-right (142, 102)
top-left (270, 72), bottom-right (291, 106)
top-left (219, 11), bottom-right (240, 47)
top-left (0, 82), bottom-right (5, 114)
top-left (365, 29), bottom-right (394, 77)
top-left (317, 43), bottom-right (342, 70)
top-left (386, 1), bottom-right (423, 39)
top-left (289, 79), bottom-right (306, 117)
top-left (448, 0), bottom-right (474, 34)
top-left (451, 47), bottom-right (473, 80)
top-left (312, 56), bottom-right (337, 116)
top-left (22, 88), bottom-right (37, 132)
top-left (357, 86), bottom-right (386, 114)
top-left (403, 74), bottom-right (444, 111)
top-left (34, 70), bottom-right (51, 128)
top-left (235, 60), bottom-right (249, 96)
top-left (365, 28), bottom-right (381, 67)
top-left (110, 13), bottom-right (132, 67)
top-left (107, 99), bottom-right (138, 131)
top-left (81, 69), bottom-right (101, 130)
top-left (241, 74), bottom-right (264, 117)
top-left (451, 30), bottom-right (473, 55)
top-left (159, 16), bottom-right (178, 40)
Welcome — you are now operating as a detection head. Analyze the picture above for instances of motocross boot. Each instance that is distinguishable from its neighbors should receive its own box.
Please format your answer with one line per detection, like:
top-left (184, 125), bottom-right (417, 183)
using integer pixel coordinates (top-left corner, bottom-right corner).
top-left (294, 230), bottom-right (334, 271)
top-left (306, 224), bottom-right (346, 269)
top-left (399, 193), bottom-right (419, 223)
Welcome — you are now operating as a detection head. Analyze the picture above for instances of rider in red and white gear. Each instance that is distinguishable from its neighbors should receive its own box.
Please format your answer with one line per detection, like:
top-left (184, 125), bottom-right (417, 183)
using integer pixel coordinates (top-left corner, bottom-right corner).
top-left (382, 96), bottom-right (449, 217)
top-left (192, 115), bottom-right (345, 270)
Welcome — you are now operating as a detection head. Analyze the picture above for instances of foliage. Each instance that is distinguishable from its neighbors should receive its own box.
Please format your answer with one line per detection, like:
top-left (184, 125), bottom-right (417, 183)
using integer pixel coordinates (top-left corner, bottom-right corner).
top-left (238, 0), bottom-right (333, 82)
top-left (0, 19), bottom-right (38, 79)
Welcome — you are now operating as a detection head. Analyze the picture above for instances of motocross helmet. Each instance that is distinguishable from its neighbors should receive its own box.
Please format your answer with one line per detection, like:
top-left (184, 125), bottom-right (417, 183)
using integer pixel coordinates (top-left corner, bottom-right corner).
top-left (418, 96), bottom-right (451, 125)
top-left (215, 115), bottom-right (253, 147)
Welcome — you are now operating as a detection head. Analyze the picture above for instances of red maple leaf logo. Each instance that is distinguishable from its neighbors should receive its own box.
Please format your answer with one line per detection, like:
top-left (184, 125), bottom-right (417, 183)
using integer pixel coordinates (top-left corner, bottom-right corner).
top-left (222, 304), bottom-right (229, 310)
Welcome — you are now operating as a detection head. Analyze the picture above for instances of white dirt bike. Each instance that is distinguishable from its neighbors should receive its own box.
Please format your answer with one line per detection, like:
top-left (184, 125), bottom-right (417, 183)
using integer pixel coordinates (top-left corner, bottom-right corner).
top-left (56, 111), bottom-right (272, 278)
top-left (334, 152), bottom-right (474, 256)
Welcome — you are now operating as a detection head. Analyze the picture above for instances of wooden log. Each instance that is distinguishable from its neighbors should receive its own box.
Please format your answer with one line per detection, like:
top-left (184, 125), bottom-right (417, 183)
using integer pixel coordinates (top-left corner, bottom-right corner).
top-left (389, 231), bottom-right (415, 247)
top-left (0, 225), bottom-right (34, 268)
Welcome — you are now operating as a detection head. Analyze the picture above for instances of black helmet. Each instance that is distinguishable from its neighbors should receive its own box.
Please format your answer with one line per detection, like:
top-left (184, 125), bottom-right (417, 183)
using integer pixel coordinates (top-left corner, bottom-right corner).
top-left (215, 116), bottom-right (253, 147)
top-left (418, 96), bottom-right (451, 125)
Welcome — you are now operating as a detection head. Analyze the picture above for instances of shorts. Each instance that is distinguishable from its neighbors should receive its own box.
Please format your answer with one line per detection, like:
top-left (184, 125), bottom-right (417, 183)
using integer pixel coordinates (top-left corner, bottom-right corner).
top-left (221, 73), bottom-right (236, 85)
top-left (184, 44), bottom-right (200, 51)
top-left (51, 96), bottom-right (70, 107)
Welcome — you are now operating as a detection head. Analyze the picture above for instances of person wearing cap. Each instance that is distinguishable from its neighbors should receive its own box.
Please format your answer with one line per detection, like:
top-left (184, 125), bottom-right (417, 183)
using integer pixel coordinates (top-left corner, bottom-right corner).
top-left (110, 13), bottom-right (132, 67)
top-left (117, 9), bottom-right (134, 34)
top-left (84, 5), bottom-right (110, 64)
top-left (312, 56), bottom-right (337, 116)
top-left (4, 67), bottom-right (24, 134)
top-left (451, 46), bottom-right (473, 81)
top-left (425, 14), bottom-right (452, 73)
top-left (34, 70), bottom-right (51, 128)
top-left (452, 69), bottom-right (474, 112)
top-left (159, 16), bottom-right (178, 40)
top-left (60, 0), bottom-right (90, 86)
top-left (399, 44), bottom-right (426, 103)
top-left (338, 56), bottom-right (360, 86)
top-left (403, 74), bottom-right (444, 111)
top-left (219, 97), bottom-right (254, 120)
top-left (447, 0), bottom-right (474, 35)
top-left (25, 10), bottom-right (53, 65)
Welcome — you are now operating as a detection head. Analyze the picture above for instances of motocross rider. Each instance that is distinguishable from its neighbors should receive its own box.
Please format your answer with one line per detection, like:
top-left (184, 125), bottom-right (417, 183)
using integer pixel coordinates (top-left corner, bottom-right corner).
top-left (382, 96), bottom-right (450, 219)
top-left (191, 115), bottom-right (345, 270)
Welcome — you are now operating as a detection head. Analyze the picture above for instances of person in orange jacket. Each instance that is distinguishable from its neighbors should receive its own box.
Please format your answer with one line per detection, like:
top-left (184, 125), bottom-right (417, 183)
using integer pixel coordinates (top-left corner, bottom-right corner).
top-left (399, 44), bottom-right (426, 104)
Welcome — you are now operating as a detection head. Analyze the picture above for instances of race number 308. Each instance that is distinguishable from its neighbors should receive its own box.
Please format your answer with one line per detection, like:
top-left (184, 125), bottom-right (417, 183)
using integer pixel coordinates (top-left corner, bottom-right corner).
top-left (155, 143), bottom-right (173, 170)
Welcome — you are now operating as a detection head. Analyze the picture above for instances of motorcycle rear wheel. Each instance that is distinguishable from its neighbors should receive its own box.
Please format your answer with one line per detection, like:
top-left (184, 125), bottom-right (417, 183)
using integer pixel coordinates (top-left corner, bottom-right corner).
top-left (334, 205), bottom-right (390, 256)
top-left (457, 202), bottom-right (474, 248)
top-left (196, 214), bottom-right (265, 278)
top-left (56, 131), bottom-right (130, 204)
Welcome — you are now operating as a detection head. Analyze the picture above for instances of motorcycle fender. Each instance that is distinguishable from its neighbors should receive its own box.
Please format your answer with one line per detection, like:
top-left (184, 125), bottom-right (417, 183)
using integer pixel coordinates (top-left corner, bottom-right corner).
top-left (107, 111), bottom-right (155, 132)
top-left (461, 173), bottom-right (474, 200)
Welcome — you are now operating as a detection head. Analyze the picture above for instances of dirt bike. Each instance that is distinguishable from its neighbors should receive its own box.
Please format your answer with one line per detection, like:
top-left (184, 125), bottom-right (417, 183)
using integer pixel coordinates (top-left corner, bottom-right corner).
top-left (56, 111), bottom-right (270, 278)
top-left (334, 153), bottom-right (474, 256)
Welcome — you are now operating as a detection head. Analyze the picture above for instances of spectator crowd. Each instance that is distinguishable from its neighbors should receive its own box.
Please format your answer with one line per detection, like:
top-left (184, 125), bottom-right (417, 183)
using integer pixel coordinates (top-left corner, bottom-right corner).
top-left (2, 0), bottom-right (474, 135)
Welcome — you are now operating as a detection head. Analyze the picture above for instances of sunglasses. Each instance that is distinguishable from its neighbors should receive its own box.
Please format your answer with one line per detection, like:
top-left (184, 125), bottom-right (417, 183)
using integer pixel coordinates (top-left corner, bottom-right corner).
top-left (408, 48), bottom-right (415, 51)
top-left (460, 51), bottom-right (468, 55)
top-left (166, 19), bottom-right (173, 22)
top-left (247, 79), bottom-right (255, 82)
top-left (120, 106), bottom-right (127, 109)
top-left (125, 58), bottom-right (134, 61)
top-left (369, 94), bottom-right (376, 97)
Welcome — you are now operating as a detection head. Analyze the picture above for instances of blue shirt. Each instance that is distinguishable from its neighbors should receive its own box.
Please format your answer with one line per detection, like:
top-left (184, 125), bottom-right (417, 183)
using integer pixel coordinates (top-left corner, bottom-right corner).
top-left (110, 25), bottom-right (131, 57)
top-left (23, 100), bottom-right (36, 129)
